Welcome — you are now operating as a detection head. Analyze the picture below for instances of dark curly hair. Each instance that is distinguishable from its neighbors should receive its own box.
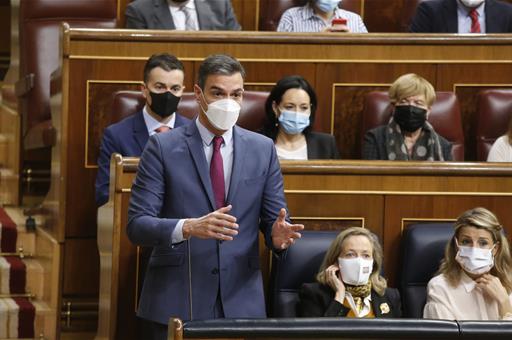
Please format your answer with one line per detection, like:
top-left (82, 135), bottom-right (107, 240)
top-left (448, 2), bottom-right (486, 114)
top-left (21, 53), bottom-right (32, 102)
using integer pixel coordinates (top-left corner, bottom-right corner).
top-left (262, 75), bottom-right (317, 141)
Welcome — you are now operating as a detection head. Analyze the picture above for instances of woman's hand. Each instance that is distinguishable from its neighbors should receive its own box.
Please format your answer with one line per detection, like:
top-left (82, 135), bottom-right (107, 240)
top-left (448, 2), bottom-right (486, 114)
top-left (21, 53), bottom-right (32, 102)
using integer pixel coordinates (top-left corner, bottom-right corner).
top-left (325, 264), bottom-right (345, 303)
top-left (476, 274), bottom-right (512, 317)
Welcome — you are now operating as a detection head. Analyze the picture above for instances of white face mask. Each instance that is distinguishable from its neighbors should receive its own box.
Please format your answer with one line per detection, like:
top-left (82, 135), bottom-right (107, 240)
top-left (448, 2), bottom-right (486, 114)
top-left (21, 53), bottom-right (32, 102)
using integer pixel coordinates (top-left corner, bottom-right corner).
top-left (201, 96), bottom-right (241, 131)
top-left (459, 0), bottom-right (485, 8)
top-left (338, 257), bottom-right (373, 286)
top-left (455, 243), bottom-right (495, 275)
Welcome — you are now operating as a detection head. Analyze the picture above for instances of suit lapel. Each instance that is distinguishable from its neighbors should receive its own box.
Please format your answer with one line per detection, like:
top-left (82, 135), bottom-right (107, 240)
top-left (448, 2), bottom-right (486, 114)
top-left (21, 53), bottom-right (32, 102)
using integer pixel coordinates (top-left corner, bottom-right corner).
top-left (444, 0), bottom-right (458, 33)
top-left (194, 0), bottom-right (210, 29)
top-left (485, 0), bottom-right (498, 33)
top-left (153, 0), bottom-right (175, 29)
top-left (185, 123), bottom-right (216, 210)
top-left (133, 111), bottom-right (149, 153)
top-left (226, 126), bottom-right (246, 204)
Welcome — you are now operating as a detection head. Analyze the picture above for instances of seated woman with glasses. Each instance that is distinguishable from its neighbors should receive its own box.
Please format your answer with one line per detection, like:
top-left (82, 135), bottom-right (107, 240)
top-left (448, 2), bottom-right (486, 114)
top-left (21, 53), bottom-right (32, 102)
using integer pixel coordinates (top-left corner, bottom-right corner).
top-left (424, 207), bottom-right (512, 320)
top-left (298, 227), bottom-right (401, 318)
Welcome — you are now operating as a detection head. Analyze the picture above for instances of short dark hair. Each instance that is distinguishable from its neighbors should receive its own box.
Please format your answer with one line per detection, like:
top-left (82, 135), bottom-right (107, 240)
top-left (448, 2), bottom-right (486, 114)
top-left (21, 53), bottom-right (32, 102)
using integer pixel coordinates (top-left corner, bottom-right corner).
top-left (262, 75), bottom-right (317, 141)
top-left (197, 54), bottom-right (246, 90)
top-left (143, 53), bottom-right (184, 83)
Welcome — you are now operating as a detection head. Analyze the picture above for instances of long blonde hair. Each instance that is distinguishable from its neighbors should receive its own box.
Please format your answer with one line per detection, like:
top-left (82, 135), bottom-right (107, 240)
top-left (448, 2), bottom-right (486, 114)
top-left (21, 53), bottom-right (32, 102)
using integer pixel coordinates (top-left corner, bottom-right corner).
top-left (438, 207), bottom-right (512, 292)
top-left (316, 227), bottom-right (388, 296)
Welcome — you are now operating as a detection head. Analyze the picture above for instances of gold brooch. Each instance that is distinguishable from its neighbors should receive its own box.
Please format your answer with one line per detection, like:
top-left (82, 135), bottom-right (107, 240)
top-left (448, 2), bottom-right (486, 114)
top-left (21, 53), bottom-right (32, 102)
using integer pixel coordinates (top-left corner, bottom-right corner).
top-left (380, 303), bottom-right (390, 314)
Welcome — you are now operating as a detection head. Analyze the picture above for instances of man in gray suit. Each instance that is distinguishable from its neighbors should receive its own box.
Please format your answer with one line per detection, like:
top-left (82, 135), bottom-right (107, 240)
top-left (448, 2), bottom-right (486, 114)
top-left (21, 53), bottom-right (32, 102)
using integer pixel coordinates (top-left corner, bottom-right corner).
top-left (125, 0), bottom-right (241, 30)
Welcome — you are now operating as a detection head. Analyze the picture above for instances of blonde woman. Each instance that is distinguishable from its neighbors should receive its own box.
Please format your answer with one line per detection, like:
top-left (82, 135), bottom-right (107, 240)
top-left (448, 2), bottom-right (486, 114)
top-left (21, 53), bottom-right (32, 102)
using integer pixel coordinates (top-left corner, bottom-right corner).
top-left (298, 227), bottom-right (401, 318)
top-left (363, 73), bottom-right (452, 161)
top-left (424, 207), bottom-right (512, 320)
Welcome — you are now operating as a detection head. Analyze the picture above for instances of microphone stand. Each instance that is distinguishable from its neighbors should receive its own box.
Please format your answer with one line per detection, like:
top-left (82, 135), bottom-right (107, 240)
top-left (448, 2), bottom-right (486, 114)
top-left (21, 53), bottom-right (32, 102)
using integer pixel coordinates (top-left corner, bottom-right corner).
top-left (187, 237), bottom-right (193, 320)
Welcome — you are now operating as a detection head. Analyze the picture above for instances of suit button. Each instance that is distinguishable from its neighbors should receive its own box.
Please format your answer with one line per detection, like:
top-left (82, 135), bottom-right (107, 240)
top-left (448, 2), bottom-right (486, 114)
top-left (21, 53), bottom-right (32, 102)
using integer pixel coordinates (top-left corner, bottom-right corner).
top-left (211, 268), bottom-right (219, 275)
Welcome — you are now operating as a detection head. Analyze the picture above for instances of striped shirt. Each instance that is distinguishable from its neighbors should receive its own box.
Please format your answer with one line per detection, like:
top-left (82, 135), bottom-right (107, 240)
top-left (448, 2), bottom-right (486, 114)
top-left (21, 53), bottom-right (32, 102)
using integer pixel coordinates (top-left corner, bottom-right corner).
top-left (277, 4), bottom-right (368, 33)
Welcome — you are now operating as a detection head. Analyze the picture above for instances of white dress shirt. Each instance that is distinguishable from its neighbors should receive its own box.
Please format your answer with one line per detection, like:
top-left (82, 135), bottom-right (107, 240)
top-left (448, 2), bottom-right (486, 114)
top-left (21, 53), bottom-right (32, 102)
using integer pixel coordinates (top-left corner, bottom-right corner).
top-left (276, 143), bottom-right (308, 160)
top-left (172, 118), bottom-right (234, 243)
top-left (168, 0), bottom-right (199, 30)
top-left (142, 105), bottom-right (176, 136)
top-left (487, 135), bottom-right (512, 162)
top-left (457, 0), bottom-right (486, 33)
top-left (424, 273), bottom-right (512, 320)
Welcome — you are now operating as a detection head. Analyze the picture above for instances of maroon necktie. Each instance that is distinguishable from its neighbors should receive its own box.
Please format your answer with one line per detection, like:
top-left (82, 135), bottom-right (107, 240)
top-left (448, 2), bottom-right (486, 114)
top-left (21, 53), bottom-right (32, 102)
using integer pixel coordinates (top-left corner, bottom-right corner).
top-left (154, 126), bottom-right (171, 133)
top-left (210, 136), bottom-right (225, 210)
top-left (469, 9), bottom-right (481, 33)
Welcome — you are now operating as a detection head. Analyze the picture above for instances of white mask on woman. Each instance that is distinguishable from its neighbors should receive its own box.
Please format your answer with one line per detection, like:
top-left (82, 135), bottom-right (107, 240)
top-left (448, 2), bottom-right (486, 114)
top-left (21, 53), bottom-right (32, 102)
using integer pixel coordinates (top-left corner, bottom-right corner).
top-left (455, 244), bottom-right (495, 275)
top-left (201, 97), bottom-right (241, 131)
top-left (459, 0), bottom-right (485, 8)
top-left (338, 257), bottom-right (373, 286)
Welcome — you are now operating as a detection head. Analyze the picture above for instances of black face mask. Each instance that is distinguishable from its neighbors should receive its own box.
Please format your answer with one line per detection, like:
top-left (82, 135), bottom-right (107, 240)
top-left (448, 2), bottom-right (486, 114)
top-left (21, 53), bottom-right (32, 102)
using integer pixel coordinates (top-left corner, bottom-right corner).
top-left (393, 105), bottom-right (427, 133)
top-left (148, 91), bottom-right (181, 118)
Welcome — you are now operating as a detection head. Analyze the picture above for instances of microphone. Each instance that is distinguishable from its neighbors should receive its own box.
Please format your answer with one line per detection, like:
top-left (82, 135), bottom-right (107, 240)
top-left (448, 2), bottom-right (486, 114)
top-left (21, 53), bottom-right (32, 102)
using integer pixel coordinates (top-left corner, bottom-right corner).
top-left (187, 238), bottom-right (193, 320)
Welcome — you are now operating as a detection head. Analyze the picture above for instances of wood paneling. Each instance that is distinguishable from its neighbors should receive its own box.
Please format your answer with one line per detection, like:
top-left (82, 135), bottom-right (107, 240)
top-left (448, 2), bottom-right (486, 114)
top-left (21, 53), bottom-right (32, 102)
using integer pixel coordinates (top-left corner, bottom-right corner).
top-left (63, 238), bottom-right (100, 296)
top-left (231, 0), bottom-right (259, 31)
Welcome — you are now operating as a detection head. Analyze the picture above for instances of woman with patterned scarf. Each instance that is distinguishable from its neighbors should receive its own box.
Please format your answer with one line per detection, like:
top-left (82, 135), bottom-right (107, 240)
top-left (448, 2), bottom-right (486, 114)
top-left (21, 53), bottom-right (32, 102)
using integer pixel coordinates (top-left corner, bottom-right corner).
top-left (298, 227), bottom-right (401, 318)
top-left (362, 73), bottom-right (452, 161)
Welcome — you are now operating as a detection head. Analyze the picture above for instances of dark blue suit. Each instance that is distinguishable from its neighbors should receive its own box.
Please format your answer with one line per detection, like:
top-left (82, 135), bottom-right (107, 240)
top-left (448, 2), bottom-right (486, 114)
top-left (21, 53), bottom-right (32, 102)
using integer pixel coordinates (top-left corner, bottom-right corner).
top-left (410, 0), bottom-right (512, 33)
top-left (127, 121), bottom-right (287, 324)
top-left (95, 110), bottom-right (190, 206)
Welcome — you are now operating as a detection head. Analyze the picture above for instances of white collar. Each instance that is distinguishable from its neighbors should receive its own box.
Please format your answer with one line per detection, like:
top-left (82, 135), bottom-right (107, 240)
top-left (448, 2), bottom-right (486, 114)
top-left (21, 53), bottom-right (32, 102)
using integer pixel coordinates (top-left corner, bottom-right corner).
top-left (457, 0), bottom-right (485, 16)
top-left (143, 105), bottom-right (176, 136)
top-left (195, 117), bottom-right (233, 147)
top-left (460, 271), bottom-right (477, 293)
top-left (169, 0), bottom-right (195, 10)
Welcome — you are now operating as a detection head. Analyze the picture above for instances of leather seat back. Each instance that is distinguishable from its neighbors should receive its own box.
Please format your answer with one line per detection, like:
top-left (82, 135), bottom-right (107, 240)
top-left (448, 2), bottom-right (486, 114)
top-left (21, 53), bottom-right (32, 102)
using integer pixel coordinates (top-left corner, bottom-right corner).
top-left (399, 222), bottom-right (454, 318)
top-left (19, 0), bottom-right (117, 141)
top-left (268, 230), bottom-right (339, 317)
top-left (476, 89), bottom-right (512, 161)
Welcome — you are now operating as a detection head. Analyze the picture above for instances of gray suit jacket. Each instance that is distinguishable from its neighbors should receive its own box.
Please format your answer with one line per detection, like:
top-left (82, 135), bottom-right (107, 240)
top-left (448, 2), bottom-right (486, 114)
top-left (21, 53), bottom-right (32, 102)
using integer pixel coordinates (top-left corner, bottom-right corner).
top-left (125, 0), bottom-right (241, 30)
